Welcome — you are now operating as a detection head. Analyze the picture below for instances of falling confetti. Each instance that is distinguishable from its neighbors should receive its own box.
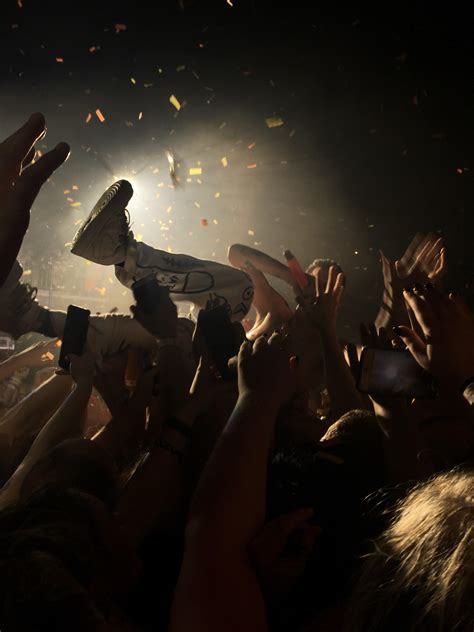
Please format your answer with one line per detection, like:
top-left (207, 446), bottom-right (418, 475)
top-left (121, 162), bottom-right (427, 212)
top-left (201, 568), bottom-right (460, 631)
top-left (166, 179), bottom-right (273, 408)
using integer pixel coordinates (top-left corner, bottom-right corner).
top-left (56, 57), bottom-right (64, 63)
top-left (71, 202), bottom-right (82, 208)
top-left (115, 23), bottom-right (127, 33)
top-left (176, 65), bottom-right (186, 72)
top-left (55, 340), bottom-right (62, 348)
top-left (138, 111), bottom-right (143, 120)
top-left (221, 157), bottom-right (228, 167)
top-left (72, 185), bottom-right (79, 191)
top-left (214, 192), bottom-right (220, 198)
top-left (248, 229), bottom-right (255, 236)
top-left (17, 0), bottom-right (23, 7)
top-left (85, 113), bottom-right (92, 123)
top-left (200, 218), bottom-right (208, 226)
top-left (95, 287), bottom-right (107, 297)
top-left (189, 167), bottom-right (202, 175)
top-left (95, 108), bottom-right (106, 123)
top-left (247, 163), bottom-right (257, 169)
top-left (265, 115), bottom-right (285, 128)
top-left (248, 142), bottom-right (256, 149)
top-left (169, 94), bottom-right (181, 111)
top-left (44, 352), bottom-right (55, 361)
top-left (23, 269), bottom-right (32, 276)
top-left (194, 202), bottom-right (201, 208)
top-left (227, 0), bottom-right (234, 5)
top-left (130, 77), bottom-right (136, 85)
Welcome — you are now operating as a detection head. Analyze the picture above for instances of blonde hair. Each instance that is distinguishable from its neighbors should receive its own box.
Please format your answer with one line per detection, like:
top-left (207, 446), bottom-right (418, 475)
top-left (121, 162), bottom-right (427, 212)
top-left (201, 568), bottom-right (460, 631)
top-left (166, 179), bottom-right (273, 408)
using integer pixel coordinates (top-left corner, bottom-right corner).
top-left (348, 469), bottom-right (474, 632)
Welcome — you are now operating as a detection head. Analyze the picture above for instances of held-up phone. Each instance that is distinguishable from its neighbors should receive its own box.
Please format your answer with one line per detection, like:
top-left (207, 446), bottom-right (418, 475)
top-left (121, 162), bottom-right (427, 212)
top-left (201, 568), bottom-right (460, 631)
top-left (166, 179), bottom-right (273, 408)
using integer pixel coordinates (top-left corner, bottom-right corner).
top-left (357, 347), bottom-right (436, 398)
top-left (198, 305), bottom-right (238, 379)
top-left (58, 305), bottom-right (91, 371)
top-left (132, 274), bottom-right (167, 314)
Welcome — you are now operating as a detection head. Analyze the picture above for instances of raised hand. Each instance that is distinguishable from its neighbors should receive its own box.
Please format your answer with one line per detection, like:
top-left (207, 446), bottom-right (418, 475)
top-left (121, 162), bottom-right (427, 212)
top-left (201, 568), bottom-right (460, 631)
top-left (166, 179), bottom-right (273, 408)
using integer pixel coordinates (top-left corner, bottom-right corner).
top-left (0, 113), bottom-right (70, 285)
top-left (395, 286), bottom-right (474, 389)
top-left (296, 265), bottom-right (345, 335)
top-left (237, 333), bottom-right (298, 407)
top-left (130, 287), bottom-right (178, 339)
top-left (68, 351), bottom-right (96, 388)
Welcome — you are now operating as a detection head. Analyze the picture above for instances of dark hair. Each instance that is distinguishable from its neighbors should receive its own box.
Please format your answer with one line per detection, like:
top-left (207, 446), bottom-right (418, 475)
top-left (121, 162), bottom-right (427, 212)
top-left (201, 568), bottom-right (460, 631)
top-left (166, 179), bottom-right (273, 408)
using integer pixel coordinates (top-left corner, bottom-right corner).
top-left (306, 258), bottom-right (342, 275)
top-left (0, 487), bottom-right (106, 630)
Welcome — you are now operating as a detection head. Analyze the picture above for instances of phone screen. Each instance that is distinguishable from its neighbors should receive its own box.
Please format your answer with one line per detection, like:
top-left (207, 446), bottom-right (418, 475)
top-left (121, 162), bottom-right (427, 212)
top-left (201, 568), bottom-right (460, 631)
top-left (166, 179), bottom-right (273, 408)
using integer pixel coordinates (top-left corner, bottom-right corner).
top-left (358, 347), bottom-right (436, 398)
top-left (198, 306), bottom-right (237, 379)
top-left (58, 305), bottom-right (90, 371)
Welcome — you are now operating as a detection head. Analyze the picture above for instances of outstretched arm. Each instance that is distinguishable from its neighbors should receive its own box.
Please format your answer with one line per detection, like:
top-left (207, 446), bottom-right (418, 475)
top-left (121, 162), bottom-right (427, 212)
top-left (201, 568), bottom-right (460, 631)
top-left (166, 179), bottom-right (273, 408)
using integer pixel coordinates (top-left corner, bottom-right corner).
top-left (170, 334), bottom-right (298, 632)
top-left (228, 244), bottom-right (295, 287)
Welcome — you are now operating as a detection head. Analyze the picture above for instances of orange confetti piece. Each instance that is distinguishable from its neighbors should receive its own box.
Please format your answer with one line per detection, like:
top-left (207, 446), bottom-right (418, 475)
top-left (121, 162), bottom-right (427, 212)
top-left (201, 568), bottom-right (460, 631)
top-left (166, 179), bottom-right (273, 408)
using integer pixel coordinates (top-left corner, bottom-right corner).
top-left (221, 157), bottom-right (228, 167)
top-left (85, 113), bottom-right (92, 123)
top-left (248, 142), bottom-right (256, 149)
top-left (200, 218), bottom-right (208, 226)
top-left (56, 57), bottom-right (64, 63)
top-left (55, 340), bottom-right (62, 347)
top-left (169, 94), bottom-right (181, 111)
top-left (265, 115), bottom-right (284, 128)
top-left (72, 185), bottom-right (79, 191)
top-left (95, 287), bottom-right (107, 297)
top-left (64, 189), bottom-right (71, 194)
top-left (45, 351), bottom-right (55, 361)
top-left (189, 167), bottom-right (202, 175)
top-left (114, 23), bottom-right (127, 33)
top-left (247, 163), bottom-right (257, 169)
top-left (95, 108), bottom-right (106, 123)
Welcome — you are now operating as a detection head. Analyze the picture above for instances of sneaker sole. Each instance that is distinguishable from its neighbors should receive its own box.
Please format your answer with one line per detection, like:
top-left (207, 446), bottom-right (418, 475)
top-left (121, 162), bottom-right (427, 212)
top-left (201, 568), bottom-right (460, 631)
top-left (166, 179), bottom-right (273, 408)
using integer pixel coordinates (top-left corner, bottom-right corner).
top-left (71, 179), bottom-right (134, 264)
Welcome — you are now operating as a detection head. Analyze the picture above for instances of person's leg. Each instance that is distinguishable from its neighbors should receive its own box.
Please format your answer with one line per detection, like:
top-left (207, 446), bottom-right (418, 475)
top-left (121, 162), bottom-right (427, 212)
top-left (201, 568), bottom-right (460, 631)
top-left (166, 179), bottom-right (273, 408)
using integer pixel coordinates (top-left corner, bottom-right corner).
top-left (0, 261), bottom-right (156, 357)
top-left (115, 236), bottom-right (254, 321)
top-left (71, 180), bottom-right (254, 321)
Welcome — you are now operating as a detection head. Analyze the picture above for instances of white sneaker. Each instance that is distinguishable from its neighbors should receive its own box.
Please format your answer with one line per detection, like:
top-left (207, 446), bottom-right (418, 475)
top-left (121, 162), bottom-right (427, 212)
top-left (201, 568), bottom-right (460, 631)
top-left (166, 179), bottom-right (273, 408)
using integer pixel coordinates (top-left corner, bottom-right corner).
top-left (0, 261), bottom-right (47, 339)
top-left (71, 180), bottom-right (134, 265)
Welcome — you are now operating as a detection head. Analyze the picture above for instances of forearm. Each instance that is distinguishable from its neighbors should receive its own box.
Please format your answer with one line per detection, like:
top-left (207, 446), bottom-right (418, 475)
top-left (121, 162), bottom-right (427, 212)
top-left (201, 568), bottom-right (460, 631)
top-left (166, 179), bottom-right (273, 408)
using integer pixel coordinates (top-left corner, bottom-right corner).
top-left (375, 286), bottom-right (410, 331)
top-left (321, 328), bottom-right (365, 420)
top-left (0, 373), bottom-right (73, 452)
top-left (228, 244), bottom-right (293, 286)
top-left (0, 230), bottom-right (25, 288)
top-left (0, 357), bottom-right (22, 383)
top-left (187, 395), bottom-right (278, 550)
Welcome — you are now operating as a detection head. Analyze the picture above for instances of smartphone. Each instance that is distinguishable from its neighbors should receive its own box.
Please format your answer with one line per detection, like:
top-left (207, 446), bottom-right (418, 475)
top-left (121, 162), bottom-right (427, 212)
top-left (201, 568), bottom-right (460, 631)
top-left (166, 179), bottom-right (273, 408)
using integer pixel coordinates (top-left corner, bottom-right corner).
top-left (198, 306), bottom-right (238, 379)
top-left (358, 347), bottom-right (436, 398)
top-left (58, 305), bottom-right (90, 371)
top-left (132, 274), bottom-right (167, 314)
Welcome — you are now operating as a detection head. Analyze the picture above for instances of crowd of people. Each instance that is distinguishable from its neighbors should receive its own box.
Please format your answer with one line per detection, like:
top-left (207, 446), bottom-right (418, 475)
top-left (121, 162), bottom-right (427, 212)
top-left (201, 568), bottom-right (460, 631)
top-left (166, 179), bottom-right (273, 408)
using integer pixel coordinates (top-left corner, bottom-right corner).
top-left (0, 113), bottom-right (472, 631)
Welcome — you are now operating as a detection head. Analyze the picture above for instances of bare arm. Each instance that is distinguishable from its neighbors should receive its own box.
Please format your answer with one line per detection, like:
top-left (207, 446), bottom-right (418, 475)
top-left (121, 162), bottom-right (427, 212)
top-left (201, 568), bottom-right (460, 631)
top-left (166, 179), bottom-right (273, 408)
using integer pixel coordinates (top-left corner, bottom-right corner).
top-left (170, 335), bottom-right (297, 632)
top-left (0, 339), bottom-right (59, 383)
top-left (228, 244), bottom-right (294, 287)
top-left (0, 354), bottom-right (93, 508)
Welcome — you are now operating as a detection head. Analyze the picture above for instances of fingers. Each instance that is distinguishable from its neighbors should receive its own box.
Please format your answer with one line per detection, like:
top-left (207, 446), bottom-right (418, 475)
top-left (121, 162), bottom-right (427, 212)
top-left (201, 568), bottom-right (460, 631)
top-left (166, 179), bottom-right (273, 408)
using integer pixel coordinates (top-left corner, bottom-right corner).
top-left (325, 265), bottom-right (338, 293)
top-left (22, 146), bottom-right (36, 170)
top-left (393, 325), bottom-right (427, 363)
top-left (314, 268), bottom-right (322, 297)
top-left (239, 339), bottom-right (252, 360)
top-left (19, 142), bottom-right (70, 202)
top-left (403, 289), bottom-right (439, 340)
top-left (0, 113), bottom-right (46, 167)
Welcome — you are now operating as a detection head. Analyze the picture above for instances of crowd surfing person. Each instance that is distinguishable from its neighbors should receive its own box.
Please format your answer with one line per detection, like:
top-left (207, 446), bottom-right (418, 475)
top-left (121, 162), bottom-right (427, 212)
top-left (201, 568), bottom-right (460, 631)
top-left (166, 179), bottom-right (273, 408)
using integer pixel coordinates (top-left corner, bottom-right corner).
top-left (0, 114), bottom-right (471, 631)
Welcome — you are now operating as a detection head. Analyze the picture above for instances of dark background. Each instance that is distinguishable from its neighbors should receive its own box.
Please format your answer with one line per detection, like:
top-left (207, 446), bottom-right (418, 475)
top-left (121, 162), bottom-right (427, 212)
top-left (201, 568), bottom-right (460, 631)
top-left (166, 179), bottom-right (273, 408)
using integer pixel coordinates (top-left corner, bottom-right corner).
top-left (1, 1), bottom-right (473, 334)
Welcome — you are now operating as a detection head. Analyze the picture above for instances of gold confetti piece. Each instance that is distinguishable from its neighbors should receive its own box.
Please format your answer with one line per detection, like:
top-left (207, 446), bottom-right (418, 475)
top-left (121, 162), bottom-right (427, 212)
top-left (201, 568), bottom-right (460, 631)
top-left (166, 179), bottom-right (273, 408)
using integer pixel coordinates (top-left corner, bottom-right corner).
top-left (130, 77), bottom-right (136, 84)
top-left (64, 189), bottom-right (71, 194)
top-left (144, 82), bottom-right (154, 88)
top-left (74, 219), bottom-right (82, 226)
top-left (169, 94), bottom-right (181, 111)
top-left (214, 192), bottom-right (221, 198)
top-left (94, 287), bottom-right (107, 297)
top-left (64, 242), bottom-right (72, 248)
top-left (194, 202), bottom-right (201, 208)
top-left (227, 0), bottom-right (233, 5)
top-left (136, 234), bottom-right (143, 241)
top-left (213, 219), bottom-right (218, 224)
top-left (67, 197), bottom-right (74, 202)
top-left (95, 108), bottom-right (105, 123)
top-left (200, 218), bottom-right (208, 226)
top-left (221, 157), bottom-right (228, 167)
top-left (56, 57), bottom-right (64, 63)
top-left (114, 23), bottom-right (127, 33)
top-left (248, 142), bottom-right (256, 149)
top-left (138, 111), bottom-right (143, 120)
top-left (23, 269), bottom-right (32, 276)
top-left (176, 65), bottom-right (186, 72)
top-left (197, 178), bottom-right (202, 184)
top-left (72, 185), bottom-right (79, 190)
top-left (265, 115), bottom-right (284, 128)
top-left (158, 182), bottom-right (164, 188)
top-left (108, 277), bottom-right (114, 284)
top-left (71, 202), bottom-right (82, 208)
top-left (45, 351), bottom-right (55, 361)
top-left (248, 229), bottom-right (255, 236)
top-left (189, 167), bottom-right (202, 175)
top-left (247, 163), bottom-right (257, 169)
top-left (166, 206), bottom-right (173, 213)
